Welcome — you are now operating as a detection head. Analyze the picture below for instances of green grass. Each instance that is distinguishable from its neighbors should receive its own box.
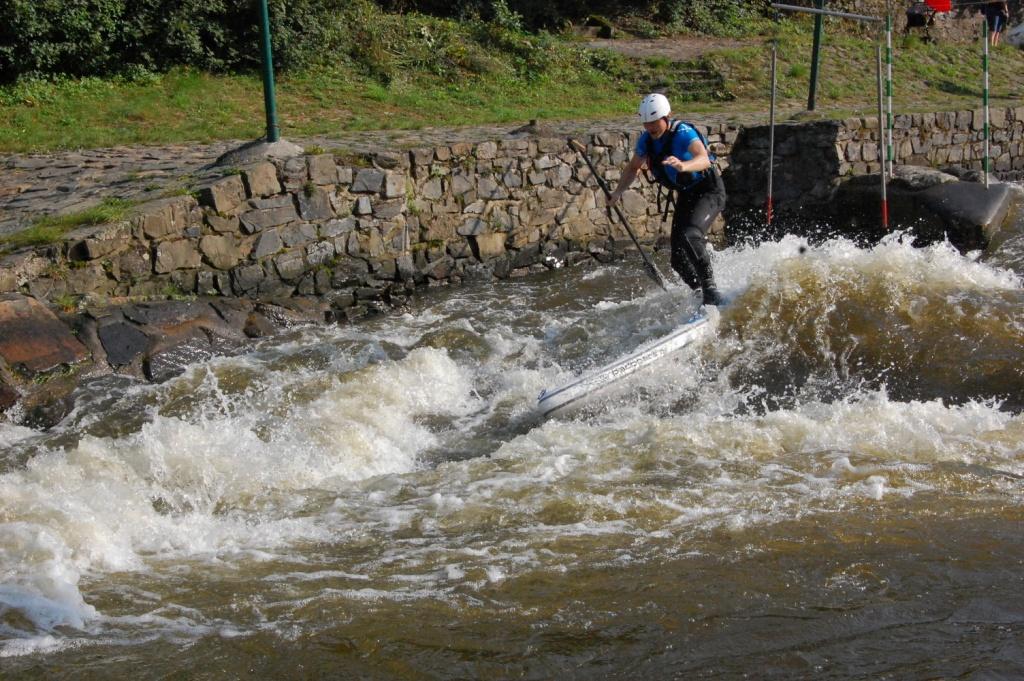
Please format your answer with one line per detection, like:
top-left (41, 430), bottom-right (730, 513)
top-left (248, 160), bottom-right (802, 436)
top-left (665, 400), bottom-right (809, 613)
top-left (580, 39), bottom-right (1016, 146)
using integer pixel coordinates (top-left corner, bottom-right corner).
top-left (0, 198), bottom-right (134, 251)
top-left (713, 32), bottom-right (1024, 118)
top-left (1, 15), bottom-right (1022, 154)
top-left (0, 61), bottom-right (640, 153)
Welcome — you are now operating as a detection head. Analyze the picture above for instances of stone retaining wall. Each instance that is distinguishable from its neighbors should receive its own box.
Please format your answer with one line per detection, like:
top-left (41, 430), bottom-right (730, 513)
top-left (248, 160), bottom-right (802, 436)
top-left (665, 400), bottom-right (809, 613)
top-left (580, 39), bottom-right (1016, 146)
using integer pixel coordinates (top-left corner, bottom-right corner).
top-left (1, 106), bottom-right (1022, 314)
top-left (0, 126), bottom-right (740, 315)
top-left (727, 105), bottom-right (1024, 213)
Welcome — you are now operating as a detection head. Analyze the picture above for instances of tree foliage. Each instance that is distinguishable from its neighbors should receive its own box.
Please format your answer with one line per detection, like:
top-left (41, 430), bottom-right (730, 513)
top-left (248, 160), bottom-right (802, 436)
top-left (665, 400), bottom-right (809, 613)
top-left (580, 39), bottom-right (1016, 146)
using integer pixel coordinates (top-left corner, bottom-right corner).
top-left (0, 0), bottom-right (771, 83)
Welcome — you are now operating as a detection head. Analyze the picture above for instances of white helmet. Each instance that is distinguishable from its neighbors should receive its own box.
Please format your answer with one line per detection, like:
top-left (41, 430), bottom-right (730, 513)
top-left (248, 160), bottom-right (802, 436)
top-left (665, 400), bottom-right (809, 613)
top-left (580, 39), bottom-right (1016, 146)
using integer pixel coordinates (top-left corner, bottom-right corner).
top-left (638, 93), bottom-right (671, 123)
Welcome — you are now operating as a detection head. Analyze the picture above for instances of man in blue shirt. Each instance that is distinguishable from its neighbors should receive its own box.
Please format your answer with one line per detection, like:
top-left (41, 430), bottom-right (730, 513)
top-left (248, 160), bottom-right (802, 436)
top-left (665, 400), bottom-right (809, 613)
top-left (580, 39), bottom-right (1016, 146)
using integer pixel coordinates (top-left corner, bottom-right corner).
top-left (609, 93), bottom-right (725, 306)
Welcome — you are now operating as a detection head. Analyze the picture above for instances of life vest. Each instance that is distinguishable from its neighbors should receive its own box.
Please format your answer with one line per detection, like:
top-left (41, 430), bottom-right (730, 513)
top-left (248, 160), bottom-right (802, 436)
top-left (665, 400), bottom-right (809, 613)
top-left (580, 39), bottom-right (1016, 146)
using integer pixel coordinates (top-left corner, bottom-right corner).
top-left (643, 119), bottom-right (716, 192)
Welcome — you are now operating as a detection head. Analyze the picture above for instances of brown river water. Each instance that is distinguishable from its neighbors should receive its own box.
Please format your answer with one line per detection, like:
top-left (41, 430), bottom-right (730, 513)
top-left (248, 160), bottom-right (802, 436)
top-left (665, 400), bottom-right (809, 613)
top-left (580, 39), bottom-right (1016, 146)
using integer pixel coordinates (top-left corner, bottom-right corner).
top-left (1, 229), bottom-right (1023, 679)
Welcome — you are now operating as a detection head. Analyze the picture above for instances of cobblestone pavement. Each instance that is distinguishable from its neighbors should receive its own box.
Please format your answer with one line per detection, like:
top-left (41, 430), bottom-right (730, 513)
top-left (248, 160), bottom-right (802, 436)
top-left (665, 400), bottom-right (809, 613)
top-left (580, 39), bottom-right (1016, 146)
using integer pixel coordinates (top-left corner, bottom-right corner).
top-left (0, 113), bottom-right (757, 239)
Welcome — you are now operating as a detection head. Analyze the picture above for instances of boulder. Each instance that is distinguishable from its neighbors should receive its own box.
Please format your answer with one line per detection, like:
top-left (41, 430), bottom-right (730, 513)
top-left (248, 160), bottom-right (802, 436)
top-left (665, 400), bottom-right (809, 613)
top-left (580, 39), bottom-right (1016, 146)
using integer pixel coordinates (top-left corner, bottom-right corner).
top-left (0, 294), bottom-right (90, 373)
top-left (96, 316), bottom-right (151, 367)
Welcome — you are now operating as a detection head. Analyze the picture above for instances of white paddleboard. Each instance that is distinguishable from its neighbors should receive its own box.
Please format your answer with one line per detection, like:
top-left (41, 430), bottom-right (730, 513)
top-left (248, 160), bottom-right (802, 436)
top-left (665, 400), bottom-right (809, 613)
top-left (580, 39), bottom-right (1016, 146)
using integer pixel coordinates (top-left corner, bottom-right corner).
top-left (537, 313), bottom-right (710, 418)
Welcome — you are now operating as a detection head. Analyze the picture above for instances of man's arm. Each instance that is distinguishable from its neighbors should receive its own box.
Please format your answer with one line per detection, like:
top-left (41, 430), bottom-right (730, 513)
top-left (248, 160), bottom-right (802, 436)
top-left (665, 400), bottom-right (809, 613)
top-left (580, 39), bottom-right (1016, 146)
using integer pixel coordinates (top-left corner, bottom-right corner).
top-left (663, 138), bottom-right (712, 175)
top-left (608, 153), bottom-right (646, 206)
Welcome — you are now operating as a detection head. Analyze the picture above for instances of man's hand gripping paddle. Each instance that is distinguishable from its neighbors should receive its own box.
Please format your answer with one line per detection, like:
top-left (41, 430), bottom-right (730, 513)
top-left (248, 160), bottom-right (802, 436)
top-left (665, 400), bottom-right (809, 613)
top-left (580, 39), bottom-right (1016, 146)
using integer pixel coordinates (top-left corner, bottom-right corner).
top-left (568, 138), bottom-right (669, 292)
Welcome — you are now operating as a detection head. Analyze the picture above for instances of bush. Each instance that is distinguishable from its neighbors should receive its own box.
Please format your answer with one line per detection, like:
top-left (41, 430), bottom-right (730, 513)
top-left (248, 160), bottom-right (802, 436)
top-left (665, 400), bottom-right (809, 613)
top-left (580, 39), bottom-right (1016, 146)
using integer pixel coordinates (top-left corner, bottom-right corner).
top-left (0, 0), bottom-right (773, 84)
top-left (0, 0), bottom-right (336, 83)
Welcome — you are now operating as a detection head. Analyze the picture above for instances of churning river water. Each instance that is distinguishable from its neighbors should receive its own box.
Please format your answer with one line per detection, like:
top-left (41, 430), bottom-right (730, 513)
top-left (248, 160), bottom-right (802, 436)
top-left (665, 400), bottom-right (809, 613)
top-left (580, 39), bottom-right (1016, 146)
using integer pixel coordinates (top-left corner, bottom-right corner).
top-left (1, 230), bottom-right (1023, 679)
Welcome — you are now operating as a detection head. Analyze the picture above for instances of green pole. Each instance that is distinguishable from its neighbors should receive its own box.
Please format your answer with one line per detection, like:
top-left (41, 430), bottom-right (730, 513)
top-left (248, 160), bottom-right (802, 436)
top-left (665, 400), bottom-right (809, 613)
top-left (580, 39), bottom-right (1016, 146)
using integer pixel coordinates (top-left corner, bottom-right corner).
top-left (259, 0), bottom-right (281, 143)
top-left (983, 18), bottom-right (990, 189)
top-left (807, 0), bottom-right (826, 110)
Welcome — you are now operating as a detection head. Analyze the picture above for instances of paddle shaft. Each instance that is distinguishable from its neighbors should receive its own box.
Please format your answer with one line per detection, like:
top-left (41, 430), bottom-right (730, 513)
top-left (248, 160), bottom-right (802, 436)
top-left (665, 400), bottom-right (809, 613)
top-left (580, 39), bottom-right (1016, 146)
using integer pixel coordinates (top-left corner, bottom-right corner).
top-left (568, 138), bottom-right (669, 291)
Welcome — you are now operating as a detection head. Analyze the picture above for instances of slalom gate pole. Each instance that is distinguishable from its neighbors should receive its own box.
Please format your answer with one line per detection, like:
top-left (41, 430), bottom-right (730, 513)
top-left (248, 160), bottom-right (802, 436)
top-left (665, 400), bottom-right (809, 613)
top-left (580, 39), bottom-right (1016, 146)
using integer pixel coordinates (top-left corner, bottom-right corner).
top-left (771, 3), bottom-right (881, 23)
top-left (567, 138), bottom-right (670, 291)
top-left (768, 42), bottom-right (778, 226)
top-left (886, 11), bottom-right (894, 179)
top-left (983, 19), bottom-right (991, 190)
top-left (876, 45), bottom-right (889, 230)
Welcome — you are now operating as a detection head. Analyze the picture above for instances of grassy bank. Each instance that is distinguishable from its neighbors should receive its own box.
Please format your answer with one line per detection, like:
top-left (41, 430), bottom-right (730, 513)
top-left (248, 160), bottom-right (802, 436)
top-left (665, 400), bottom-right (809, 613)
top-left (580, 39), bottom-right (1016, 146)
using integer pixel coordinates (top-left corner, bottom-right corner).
top-left (1, 16), bottom-right (1022, 153)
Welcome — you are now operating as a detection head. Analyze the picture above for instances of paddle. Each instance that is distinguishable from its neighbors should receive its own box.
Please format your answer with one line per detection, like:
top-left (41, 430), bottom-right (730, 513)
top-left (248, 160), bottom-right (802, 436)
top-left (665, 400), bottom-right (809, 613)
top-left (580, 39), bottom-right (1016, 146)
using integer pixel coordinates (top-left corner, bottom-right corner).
top-left (567, 138), bottom-right (670, 292)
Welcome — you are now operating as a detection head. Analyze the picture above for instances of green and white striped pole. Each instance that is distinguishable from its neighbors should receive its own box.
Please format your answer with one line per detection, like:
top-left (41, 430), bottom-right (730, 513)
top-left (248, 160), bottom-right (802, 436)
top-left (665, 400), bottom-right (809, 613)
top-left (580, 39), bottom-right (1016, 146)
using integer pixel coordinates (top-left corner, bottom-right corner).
top-left (983, 19), bottom-right (990, 190)
top-left (886, 12), bottom-right (894, 179)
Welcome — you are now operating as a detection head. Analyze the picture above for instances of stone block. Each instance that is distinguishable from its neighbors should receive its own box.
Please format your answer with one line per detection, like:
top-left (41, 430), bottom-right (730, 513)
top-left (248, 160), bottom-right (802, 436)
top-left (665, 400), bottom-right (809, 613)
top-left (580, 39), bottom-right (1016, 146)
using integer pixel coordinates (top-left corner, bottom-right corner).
top-left (298, 187), bottom-right (335, 220)
top-left (206, 213), bottom-right (241, 234)
top-left (478, 177), bottom-right (507, 200)
top-left (537, 187), bottom-right (567, 210)
top-left (251, 229), bottom-right (283, 259)
top-left (137, 196), bottom-right (195, 240)
top-left (0, 294), bottom-right (90, 372)
top-left (307, 240), bottom-right (335, 266)
top-left (383, 173), bottom-right (406, 199)
top-left (373, 199), bottom-right (405, 220)
top-left (198, 175), bottom-right (246, 214)
top-left (476, 141), bottom-right (498, 159)
top-left (372, 151), bottom-right (405, 170)
top-left (281, 222), bottom-right (318, 248)
top-left (308, 155), bottom-right (338, 185)
top-left (621, 190), bottom-right (646, 217)
top-left (411, 147), bottom-right (434, 166)
top-left (240, 204), bottom-right (299, 234)
top-left (990, 108), bottom-right (1007, 129)
top-left (154, 239), bottom-right (201, 273)
top-left (231, 263), bottom-right (265, 295)
top-left (420, 177), bottom-right (444, 200)
top-left (458, 218), bottom-right (488, 236)
top-left (352, 168), bottom-right (385, 193)
top-left (274, 251), bottom-right (307, 282)
top-left (321, 217), bottom-right (358, 238)
top-left (241, 162), bottom-right (282, 197)
top-left (451, 172), bottom-right (474, 196)
top-left (199, 235), bottom-right (243, 270)
top-left (68, 236), bottom-right (130, 262)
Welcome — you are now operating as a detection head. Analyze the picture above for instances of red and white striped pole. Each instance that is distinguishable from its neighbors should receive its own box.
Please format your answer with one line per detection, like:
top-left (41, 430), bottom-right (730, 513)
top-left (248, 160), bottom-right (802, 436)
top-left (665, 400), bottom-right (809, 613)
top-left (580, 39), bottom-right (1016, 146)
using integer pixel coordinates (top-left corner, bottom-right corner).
top-left (767, 42), bottom-right (778, 226)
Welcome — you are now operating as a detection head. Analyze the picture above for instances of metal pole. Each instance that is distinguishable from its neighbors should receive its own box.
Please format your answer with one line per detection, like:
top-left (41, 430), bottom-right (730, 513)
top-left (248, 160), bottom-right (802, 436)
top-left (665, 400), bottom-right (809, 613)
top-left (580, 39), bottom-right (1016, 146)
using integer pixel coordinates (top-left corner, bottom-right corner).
top-left (772, 3), bottom-right (881, 23)
top-left (808, 0), bottom-right (825, 110)
top-left (768, 42), bottom-right (778, 226)
top-left (983, 19), bottom-right (990, 189)
top-left (258, 0), bottom-right (281, 143)
top-left (886, 11), bottom-right (894, 179)
top-left (877, 45), bottom-right (889, 230)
